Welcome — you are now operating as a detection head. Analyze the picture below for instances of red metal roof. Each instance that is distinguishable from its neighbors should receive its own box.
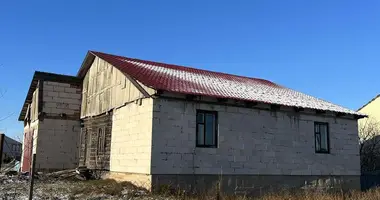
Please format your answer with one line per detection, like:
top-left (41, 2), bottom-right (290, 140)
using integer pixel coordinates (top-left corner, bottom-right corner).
top-left (89, 51), bottom-right (364, 117)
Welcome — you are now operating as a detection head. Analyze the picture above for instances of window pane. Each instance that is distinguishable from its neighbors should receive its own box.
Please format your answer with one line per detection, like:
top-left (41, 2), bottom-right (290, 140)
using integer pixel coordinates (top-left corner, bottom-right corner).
top-left (197, 124), bottom-right (205, 145)
top-left (315, 133), bottom-right (321, 151)
top-left (197, 113), bottom-right (204, 123)
top-left (320, 125), bottom-right (328, 151)
top-left (205, 113), bottom-right (215, 146)
top-left (315, 124), bottom-right (320, 133)
top-left (98, 128), bottom-right (103, 152)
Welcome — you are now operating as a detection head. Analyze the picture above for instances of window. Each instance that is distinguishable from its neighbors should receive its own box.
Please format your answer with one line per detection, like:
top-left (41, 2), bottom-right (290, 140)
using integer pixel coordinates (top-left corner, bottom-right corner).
top-left (97, 128), bottom-right (106, 154)
top-left (314, 122), bottom-right (330, 153)
top-left (196, 110), bottom-right (217, 148)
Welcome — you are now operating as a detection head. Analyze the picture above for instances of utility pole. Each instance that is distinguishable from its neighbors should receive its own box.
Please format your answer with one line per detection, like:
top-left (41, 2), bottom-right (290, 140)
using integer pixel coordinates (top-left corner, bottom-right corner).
top-left (28, 153), bottom-right (36, 200)
top-left (0, 133), bottom-right (5, 170)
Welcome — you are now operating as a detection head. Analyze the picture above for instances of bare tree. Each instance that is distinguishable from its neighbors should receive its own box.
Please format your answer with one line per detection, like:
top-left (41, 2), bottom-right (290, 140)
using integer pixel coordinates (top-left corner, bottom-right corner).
top-left (359, 119), bottom-right (380, 173)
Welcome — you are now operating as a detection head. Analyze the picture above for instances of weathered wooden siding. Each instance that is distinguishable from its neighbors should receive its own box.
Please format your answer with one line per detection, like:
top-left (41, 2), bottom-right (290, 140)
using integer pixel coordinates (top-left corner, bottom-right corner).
top-left (31, 88), bottom-right (39, 122)
top-left (81, 57), bottom-right (155, 118)
top-left (80, 113), bottom-right (112, 170)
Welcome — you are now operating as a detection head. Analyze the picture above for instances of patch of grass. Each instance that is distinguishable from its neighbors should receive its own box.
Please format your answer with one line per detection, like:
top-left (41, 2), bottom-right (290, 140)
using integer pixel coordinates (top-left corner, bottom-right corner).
top-left (71, 179), bottom-right (124, 196)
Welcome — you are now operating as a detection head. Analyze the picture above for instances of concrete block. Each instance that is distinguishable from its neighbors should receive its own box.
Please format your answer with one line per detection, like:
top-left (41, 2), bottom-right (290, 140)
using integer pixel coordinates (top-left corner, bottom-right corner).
top-left (53, 86), bottom-right (65, 92)
top-left (47, 92), bottom-right (59, 97)
top-left (64, 87), bottom-right (78, 93)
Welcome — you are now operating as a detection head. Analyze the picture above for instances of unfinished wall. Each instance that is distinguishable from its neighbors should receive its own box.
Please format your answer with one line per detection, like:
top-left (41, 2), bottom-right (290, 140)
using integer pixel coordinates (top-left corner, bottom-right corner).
top-left (151, 98), bottom-right (360, 175)
top-left (42, 81), bottom-right (81, 119)
top-left (34, 119), bottom-right (80, 170)
top-left (27, 80), bottom-right (82, 171)
top-left (149, 98), bottom-right (360, 191)
top-left (110, 98), bottom-right (153, 174)
top-left (80, 57), bottom-right (154, 118)
top-left (80, 113), bottom-right (112, 169)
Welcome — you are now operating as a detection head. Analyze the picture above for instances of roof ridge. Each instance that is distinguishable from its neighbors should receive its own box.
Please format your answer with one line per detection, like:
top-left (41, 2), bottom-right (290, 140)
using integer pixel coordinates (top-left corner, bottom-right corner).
top-left (89, 50), bottom-right (279, 86)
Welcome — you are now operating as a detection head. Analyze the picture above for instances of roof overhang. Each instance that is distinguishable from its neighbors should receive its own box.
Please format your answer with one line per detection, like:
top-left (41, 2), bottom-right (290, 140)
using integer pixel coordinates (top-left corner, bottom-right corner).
top-left (18, 71), bottom-right (81, 121)
top-left (76, 50), bottom-right (368, 119)
top-left (77, 51), bottom-right (96, 79)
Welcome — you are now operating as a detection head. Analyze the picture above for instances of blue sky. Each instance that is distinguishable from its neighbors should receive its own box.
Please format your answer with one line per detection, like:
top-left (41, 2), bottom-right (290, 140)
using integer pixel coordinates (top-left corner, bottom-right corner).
top-left (0, 0), bottom-right (379, 139)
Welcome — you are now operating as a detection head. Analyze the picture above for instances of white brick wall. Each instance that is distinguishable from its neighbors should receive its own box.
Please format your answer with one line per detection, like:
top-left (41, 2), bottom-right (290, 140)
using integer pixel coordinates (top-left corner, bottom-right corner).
top-left (43, 81), bottom-right (81, 117)
top-left (35, 119), bottom-right (80, 170)
top-left (151, 98), bottom-right (360, 176)
top-left (110, 98), bottom-right (153, 174)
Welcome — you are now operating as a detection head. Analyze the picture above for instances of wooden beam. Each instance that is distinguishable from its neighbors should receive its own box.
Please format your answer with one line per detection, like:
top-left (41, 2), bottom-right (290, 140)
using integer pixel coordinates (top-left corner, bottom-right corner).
top-left (245, 101), bottom-right (258, 107)
top-left (335, 112), bottom-right (345, 117)
top-left (186, 94), bottom-right (196, 100)
top-left (270, 104), bottom-right (281, 111)
top-left (316, 110), bottom-right (326, 114)
top-left (156, 89), bottom-right (164, 96)
top-left (217, 98), bottom-right (228, 103)
top-left (294, 107), bottom-right (304, 112)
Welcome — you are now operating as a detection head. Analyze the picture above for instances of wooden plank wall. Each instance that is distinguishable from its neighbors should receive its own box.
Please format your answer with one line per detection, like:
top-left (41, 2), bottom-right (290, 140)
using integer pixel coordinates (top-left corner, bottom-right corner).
top-left (31, 88), bottom-right (39, 122)
top-left (81, 57), bottom-right (155, 118)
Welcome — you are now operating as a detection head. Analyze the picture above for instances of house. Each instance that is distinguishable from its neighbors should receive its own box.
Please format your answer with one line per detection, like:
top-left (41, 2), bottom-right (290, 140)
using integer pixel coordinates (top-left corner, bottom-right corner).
top-left (357, 95), bottom-right (380, 174)
top-left (0, 133), bottom-right (22, 165)
top-left (19, 71), bottom-right (82, 172)
top-left (358, 95), bottom-right (380, 134)
top-left (75, 51), bottom-right (365, 193)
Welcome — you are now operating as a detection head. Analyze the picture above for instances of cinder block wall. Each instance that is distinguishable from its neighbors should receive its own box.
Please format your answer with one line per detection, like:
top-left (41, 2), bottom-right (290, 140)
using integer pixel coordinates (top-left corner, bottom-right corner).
top-left (110, 98), bottom-right (153, 174)
top-left (42, 81), bottom-right (81, 118)
top-left (36, 119), bottom-right (80, 170)
top-left (33, 81), bottom-right (81, 171)
top-left (150, 98), bottom-right (360, 187)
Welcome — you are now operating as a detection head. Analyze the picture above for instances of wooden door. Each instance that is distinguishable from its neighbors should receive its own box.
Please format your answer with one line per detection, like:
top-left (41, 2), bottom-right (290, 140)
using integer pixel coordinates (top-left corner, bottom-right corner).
top-left (21, 130), bottom-right (33, 172)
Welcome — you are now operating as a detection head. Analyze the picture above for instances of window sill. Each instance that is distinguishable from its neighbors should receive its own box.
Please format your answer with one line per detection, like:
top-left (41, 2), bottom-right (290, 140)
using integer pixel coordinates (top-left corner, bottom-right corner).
top-left (315, 151), bottom-right (330, 154)
top-left (196, 145), bottom-right (217, 148)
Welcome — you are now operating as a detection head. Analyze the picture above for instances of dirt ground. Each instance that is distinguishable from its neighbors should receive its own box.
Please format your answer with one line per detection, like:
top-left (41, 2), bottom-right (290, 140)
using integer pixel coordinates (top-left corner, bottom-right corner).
top-left (2, 175), bottom-right (380, 200)
top-left (0, 175), bottom-right (171, 200)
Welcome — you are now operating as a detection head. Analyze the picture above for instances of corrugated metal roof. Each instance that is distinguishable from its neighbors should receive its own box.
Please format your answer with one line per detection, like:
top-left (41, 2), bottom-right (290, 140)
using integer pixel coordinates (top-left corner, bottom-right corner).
top-left (90, 51), bottom-right (365, 117)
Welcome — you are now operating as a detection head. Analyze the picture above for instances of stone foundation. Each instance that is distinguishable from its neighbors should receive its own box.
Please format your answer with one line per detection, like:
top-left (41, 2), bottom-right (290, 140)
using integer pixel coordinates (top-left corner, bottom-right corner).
top-left (104, 173), bottom-right (360, 195)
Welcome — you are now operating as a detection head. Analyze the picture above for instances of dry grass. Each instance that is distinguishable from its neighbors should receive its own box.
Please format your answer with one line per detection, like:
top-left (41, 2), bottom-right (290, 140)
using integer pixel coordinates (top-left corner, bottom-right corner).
top-left (257, 189), bottom-right (380, 200)
top-left (60, 179), bottom-right (380, 200)
top-left (152, 184), bottom-right (380, 200)
top-left (70, 179), bottom-right (147, 197)
top-left (174, 189), bottom-right (380, 200)
top-left (6, 178), bottom-right (380, 200)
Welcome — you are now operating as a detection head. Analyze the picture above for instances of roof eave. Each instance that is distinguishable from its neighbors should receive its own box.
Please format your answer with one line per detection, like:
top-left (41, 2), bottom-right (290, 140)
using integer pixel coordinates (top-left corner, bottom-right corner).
top-left (18, 71), bottom-right (81, 121)
top-left (76, 51), bottom-right (96, 78)
top-left (18, 74), bottom-right (38, 121)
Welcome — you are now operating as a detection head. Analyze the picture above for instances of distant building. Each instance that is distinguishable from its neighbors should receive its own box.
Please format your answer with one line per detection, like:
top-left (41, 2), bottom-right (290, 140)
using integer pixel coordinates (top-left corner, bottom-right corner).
top-left (0, 133), bottom-right (22, 164)
top-left (357, 95), bottom-right (380, 136)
